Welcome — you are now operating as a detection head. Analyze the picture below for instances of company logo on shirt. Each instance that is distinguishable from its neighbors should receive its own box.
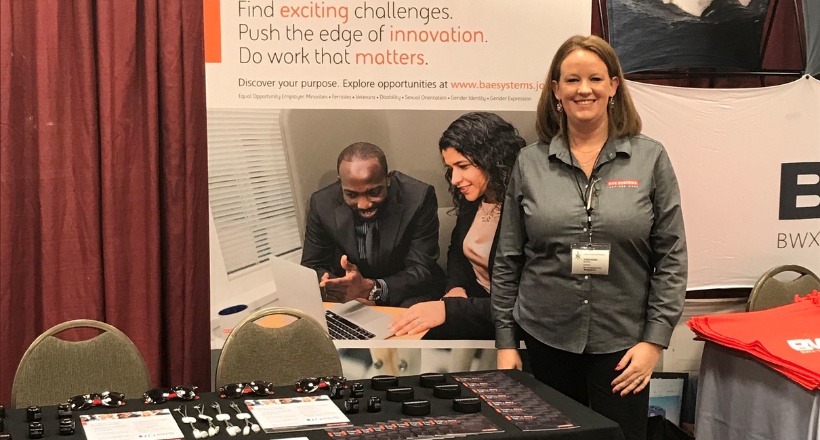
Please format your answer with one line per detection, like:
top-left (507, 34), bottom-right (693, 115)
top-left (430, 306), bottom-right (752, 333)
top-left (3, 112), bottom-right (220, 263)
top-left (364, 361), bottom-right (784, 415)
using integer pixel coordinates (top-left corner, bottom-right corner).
top-left (606, 180), bottom-right (639, 188)
top-left (787, 338), bottom-right (820, 353)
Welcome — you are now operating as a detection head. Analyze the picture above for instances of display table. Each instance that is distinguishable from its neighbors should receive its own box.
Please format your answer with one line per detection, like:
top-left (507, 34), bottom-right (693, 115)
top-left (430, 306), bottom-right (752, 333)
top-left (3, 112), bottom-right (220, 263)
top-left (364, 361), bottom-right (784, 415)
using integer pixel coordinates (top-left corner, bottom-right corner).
top-left (2, 370), bottom-right (624, 440)
top-left (695, 342), bottom-right (820, 440)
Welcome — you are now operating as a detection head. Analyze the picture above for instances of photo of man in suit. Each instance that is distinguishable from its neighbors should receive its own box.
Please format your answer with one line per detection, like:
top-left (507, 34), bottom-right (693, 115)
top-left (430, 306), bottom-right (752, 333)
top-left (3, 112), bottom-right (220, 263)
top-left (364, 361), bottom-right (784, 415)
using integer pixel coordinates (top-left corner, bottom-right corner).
top-left (301, 142), bottom-right (445, 308)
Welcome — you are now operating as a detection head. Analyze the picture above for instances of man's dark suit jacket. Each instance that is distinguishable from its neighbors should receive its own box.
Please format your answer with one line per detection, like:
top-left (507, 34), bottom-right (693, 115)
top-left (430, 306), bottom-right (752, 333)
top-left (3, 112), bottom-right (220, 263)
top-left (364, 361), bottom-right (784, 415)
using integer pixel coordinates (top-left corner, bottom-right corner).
top-left (424, 198), bottom-right (498, 340)
top-left (301, 171), bottom-right (446, 308)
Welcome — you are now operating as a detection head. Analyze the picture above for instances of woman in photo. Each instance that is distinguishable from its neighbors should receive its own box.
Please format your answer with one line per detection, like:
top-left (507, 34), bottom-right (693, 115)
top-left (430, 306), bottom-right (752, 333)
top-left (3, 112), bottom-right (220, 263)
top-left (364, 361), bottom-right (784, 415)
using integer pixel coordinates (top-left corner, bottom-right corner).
top-left (390, 112), bottom-right (526, 339)
top-left (492, 35), bottom-right (687, 440)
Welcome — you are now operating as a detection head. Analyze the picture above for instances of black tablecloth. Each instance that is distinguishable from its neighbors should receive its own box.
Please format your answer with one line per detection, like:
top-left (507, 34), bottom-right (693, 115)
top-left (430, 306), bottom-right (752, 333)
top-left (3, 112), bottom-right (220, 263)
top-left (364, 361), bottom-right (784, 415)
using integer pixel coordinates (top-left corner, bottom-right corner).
top-left (2, 369), bottom-right (623, 440)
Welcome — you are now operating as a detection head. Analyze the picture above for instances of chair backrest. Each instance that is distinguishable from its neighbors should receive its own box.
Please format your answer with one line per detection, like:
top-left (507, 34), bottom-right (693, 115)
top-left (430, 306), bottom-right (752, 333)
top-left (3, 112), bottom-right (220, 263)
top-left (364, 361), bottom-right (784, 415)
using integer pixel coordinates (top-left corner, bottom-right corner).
top-left (747, 265), bottom-right (820, 312)
top-left (11, 319), bottom-right (152, 408)
top-left (214, 307), bottom-right (342, 387)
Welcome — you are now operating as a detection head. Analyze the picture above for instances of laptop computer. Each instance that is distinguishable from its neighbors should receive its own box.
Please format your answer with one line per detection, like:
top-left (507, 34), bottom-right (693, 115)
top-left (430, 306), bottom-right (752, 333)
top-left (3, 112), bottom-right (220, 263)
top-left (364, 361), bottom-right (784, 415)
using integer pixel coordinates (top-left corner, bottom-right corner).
top-left (270, 258), bottom-right (395, 340)
top-left (324, 300), bottom-right (396, 340)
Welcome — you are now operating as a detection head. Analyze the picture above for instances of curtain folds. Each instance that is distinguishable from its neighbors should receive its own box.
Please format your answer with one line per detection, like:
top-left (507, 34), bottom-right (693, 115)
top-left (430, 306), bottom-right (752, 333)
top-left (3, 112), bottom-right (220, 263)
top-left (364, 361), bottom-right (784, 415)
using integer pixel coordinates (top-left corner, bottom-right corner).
top-left (0, 0), bottom-right (209, 404)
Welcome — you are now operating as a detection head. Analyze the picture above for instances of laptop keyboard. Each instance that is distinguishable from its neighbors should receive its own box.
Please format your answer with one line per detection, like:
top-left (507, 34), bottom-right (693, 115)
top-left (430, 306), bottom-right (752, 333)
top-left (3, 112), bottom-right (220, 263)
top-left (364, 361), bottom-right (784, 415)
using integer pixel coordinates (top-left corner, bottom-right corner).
top-left (325, 310), bottom-right (377, 340)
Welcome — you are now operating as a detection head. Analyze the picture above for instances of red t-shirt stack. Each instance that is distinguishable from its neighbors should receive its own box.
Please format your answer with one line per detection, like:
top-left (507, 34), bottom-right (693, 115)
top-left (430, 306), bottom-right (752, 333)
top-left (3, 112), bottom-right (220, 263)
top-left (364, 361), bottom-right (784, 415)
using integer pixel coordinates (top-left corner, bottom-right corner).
top-left (687, 290), bottom-right (820, 390)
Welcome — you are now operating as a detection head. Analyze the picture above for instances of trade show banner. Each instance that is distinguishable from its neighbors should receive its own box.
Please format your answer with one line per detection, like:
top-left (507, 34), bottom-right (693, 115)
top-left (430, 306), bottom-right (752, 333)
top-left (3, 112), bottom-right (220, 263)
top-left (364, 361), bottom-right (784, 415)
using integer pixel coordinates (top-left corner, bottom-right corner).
top-left (204, 1), bottom-right (819, 368)
top-left (629, 76), bottom-right (820, 289)
top-left (204, 0), bottom-right (591, 357)
top-left (204, 0), bottom-right (588, 110)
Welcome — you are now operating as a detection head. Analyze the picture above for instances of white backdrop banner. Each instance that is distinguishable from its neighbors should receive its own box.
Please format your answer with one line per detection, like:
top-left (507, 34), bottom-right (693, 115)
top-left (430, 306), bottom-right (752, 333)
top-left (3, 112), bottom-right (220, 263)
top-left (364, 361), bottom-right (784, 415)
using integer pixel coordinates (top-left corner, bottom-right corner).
top-left (629, 76), bottom-right (820, 289)
top-left (204, 0), bottom-right (590, 110)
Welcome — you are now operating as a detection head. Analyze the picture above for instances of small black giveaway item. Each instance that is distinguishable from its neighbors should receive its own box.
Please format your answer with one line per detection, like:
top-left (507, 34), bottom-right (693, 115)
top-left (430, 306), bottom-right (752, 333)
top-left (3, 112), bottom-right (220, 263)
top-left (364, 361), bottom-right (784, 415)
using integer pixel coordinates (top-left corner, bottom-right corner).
top-left (370, 375), bottom-right (398, 391)
top-left (386, 387), bottom-right (414, 402)
top-left (344, 398), bottom-right (360, 414)
top-left (219, 382), bottom-right (246, 399)
top-left (419, 373), bottom-right (446, 388)
top-left (248, 380), bottom-right (275, 397)
top-left (57, 403), bottom-right (71, 419)
top-left (294, 377), bottom-right (323, 394)
top-left (72, 392), bottom-right (127, 409)
top-left (293, 376), bottom-right (345, 394)
top-left (0, 404), bottom-right (5, 418)
top-left (322, 376), bottom-right (347, 392)
top-left (329, 382), bottom-right (345, 399)
top-left (26, 407), bottom-right (41, 423)
top-left (401, 400), bottom-right (431, 416)
top-left (350, 382), bottom-right (364, 398)
top-left (59, 418), bottom-right (75, 436)
top-left (144, 386), bottom-right (196, 404)
top-left (433, 384), bottom-right (460, 399)
top-left (28, 421), bottom-right (44, 439)
top-left (453, 397), bottom-right (481, 413)
top-left (0, 418), bottom-right (4, 432)
top-left (366, 396), bottom-right (382, 413)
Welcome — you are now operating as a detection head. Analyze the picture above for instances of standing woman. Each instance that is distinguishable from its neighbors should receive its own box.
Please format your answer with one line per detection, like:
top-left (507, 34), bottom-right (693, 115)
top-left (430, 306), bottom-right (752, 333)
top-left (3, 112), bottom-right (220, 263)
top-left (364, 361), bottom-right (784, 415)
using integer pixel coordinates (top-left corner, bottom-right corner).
top-left (390, 112), bottom-right (525, 339)
top-left (492, 36), bottom-right (687, 440)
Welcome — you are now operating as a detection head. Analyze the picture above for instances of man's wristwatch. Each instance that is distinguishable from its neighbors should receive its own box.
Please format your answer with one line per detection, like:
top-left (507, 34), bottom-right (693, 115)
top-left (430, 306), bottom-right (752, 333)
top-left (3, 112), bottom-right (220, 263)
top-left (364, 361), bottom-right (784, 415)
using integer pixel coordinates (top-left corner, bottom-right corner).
top-left (367, 280), bottom-right (383, 302)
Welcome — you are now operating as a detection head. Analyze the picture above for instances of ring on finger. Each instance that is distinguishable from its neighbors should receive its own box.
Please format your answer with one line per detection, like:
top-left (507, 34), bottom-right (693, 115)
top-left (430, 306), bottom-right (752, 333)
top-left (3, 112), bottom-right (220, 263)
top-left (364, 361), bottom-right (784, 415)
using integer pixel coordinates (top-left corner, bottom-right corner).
top-left (635, 376), bottom-right (643, 382)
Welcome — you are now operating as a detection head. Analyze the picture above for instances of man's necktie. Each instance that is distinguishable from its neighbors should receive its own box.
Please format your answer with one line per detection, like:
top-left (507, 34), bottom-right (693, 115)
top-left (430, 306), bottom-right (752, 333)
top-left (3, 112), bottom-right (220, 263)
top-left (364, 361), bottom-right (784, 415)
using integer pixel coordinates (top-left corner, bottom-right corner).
top-left (364, 221), bottom-right (380, 269)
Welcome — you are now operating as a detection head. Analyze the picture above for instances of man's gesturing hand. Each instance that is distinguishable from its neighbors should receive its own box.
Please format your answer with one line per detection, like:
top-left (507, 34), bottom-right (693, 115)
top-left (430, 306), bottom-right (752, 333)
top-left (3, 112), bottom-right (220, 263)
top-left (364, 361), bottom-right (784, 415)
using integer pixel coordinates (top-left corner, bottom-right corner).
top-left (320, 255), bottom-right (375, 303)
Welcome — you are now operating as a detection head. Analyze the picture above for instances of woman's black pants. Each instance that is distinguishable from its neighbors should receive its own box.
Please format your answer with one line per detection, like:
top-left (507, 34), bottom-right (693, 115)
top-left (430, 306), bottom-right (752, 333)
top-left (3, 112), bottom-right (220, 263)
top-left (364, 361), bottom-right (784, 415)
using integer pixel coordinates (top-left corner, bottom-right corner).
top-left (523, 331), bottom-right (649, 440)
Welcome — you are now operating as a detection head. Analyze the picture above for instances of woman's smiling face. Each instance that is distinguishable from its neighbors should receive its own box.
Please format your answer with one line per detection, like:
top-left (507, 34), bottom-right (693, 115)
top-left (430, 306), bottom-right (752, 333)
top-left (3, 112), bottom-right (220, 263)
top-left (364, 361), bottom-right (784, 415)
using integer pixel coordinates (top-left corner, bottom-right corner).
top-left (552, 49), bottom-right (619, 128)
top-left (441, 148), bottom-right (489, 202)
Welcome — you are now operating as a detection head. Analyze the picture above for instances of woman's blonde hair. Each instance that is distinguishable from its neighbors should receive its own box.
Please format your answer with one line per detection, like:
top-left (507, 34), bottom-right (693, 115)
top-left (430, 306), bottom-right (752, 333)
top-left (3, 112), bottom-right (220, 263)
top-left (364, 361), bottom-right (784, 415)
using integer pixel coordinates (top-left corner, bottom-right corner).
top-left (535, 35), bottom-right (641, 142)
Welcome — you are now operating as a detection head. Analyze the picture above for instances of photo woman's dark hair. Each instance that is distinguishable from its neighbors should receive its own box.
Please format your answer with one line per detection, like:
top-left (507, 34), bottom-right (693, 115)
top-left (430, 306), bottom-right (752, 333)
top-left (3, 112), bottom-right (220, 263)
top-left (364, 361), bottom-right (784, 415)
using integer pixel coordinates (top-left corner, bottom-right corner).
top-left (438, 112), bottom-right (526, 214)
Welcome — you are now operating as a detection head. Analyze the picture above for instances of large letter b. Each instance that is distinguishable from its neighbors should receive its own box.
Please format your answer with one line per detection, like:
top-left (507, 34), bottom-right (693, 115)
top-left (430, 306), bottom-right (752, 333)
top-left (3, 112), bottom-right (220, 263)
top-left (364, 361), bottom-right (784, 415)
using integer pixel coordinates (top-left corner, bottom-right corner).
top-left (780, 162), bottom-right (820, 220)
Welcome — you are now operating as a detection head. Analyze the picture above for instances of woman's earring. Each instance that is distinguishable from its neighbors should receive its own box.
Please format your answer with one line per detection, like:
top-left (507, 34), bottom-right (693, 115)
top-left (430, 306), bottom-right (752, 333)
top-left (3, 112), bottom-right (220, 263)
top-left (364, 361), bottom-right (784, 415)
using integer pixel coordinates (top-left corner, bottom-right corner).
top-left (556, 101), bottom-right (563, 113)
top-left (609, 97), bottom-right (615, 109)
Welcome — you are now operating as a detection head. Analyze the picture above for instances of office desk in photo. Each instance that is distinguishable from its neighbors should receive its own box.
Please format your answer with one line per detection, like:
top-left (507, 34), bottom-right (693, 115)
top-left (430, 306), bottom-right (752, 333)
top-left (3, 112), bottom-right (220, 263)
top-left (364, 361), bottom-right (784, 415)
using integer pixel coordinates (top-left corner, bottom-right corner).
top-left (244, 303), bottom-right (496, 381)
top-left (256, 302), bottom-right (427, 340)
top-left (1, 369), bottom-right (624, 440)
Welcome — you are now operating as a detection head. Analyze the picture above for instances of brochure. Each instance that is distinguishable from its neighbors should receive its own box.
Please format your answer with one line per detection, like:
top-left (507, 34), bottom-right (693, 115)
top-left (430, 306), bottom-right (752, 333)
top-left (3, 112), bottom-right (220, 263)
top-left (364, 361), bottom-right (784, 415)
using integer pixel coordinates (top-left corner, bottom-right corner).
top-left (325, 414), bottom-right (502, 439)
top-left (454, 371), bottom-right (578, 431)
top-left (246, 395), bottom-right (351, 433)
top-left (79, 408), bottom-right (184, 440)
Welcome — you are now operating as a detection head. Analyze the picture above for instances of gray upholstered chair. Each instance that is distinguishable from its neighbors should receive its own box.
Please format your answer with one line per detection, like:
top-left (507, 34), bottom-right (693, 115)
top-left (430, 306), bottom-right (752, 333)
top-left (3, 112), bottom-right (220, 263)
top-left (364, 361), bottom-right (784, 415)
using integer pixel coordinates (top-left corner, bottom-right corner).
top-left (214, 307), bottom-right (342, 387)
top-left (747, 265), bottom-right (820, 312)
top-left (11, 319), bottom-right (152, 408)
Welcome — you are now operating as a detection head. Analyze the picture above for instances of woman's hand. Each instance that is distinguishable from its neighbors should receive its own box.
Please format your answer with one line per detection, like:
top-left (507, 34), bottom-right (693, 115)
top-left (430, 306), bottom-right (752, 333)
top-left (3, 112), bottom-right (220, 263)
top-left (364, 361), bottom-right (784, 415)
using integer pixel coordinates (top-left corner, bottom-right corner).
top-left (611, 342), bottom-right (662, 396)
top-left (497, 349), bottom-right (523, 370)
top-left (388, 301), bottom-right (446, 336)
top-left (444, 287), bottom-right (468, 298)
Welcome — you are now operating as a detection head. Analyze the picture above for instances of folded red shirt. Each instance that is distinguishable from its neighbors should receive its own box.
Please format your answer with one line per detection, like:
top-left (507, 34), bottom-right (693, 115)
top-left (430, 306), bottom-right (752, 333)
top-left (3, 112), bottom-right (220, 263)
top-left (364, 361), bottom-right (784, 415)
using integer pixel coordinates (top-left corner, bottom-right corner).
top-left (687, 291), bottom-right (820, 390)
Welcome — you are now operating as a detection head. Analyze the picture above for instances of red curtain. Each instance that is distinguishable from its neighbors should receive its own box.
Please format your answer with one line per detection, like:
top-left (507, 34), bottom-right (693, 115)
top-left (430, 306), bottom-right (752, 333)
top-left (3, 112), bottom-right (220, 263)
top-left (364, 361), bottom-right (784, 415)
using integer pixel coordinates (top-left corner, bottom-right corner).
top-left (0, 0), bottom-right (210, 405)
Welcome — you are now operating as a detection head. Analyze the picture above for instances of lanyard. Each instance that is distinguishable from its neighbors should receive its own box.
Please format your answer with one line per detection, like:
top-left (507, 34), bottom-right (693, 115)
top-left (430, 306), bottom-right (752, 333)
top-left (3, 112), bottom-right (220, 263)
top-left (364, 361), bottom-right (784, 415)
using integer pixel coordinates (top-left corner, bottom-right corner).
top-left (569, 147), bottom-right (603, 243)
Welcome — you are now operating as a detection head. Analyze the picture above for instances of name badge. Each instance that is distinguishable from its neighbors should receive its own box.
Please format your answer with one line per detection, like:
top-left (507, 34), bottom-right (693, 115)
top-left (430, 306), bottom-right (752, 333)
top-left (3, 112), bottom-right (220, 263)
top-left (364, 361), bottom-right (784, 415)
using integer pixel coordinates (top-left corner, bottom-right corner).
top-left (571, 243), bottom-right (611, 275)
